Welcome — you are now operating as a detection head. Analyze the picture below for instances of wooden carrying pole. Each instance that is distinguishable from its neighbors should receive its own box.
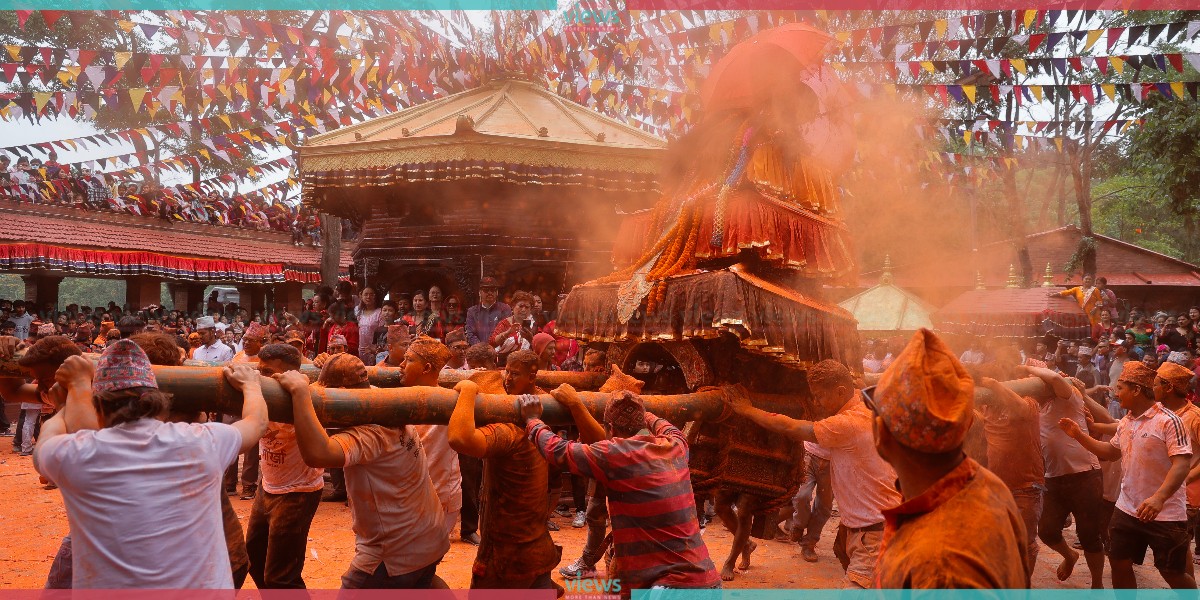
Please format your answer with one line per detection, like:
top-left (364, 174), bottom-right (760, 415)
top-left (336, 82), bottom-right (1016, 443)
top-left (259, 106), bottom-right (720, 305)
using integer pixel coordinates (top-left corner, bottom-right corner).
top-left (154, 366), bottom-right (1052, 428)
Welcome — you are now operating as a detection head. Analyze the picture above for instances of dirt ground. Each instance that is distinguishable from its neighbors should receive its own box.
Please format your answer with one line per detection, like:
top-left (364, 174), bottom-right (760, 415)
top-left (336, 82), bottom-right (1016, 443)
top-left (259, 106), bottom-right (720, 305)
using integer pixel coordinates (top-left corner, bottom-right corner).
top-left (0, 450), bottom-right (1174, 590)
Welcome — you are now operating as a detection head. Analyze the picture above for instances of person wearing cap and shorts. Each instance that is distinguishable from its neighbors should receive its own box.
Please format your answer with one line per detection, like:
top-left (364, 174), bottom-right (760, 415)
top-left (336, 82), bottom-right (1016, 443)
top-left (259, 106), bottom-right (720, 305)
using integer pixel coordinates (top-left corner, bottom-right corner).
top-left (519, 386), bottom-right (721, 593)
top-left (1059, 360), bottom-right (1196, 589)
top-left (193, 316), bottom-right (234, 363)
top-left (872, 329), bottom-right (1030, 588)
top-left (726, 359), bottom-right (901, 588)
top-left (1153, 361), bottom-right (1200, 576)
top-left (283, 353), bottom-right (449, 588)
top-left (464, 277), bottom-right (511, 347)
top-left (33, 340), bottom-right (269, 588)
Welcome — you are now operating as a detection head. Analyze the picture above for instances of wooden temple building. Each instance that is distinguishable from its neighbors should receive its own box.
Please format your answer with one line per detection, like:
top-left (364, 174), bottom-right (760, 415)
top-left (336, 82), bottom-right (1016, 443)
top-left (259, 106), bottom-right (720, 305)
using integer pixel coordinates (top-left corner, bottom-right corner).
top-left (299, 76), bottom-right (667, 304)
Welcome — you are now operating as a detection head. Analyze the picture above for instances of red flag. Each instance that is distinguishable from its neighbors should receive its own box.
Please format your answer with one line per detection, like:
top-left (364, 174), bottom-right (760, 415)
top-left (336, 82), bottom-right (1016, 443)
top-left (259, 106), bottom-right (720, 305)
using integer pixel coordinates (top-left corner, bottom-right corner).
top-left (40, 10), bottom-right (65, 28)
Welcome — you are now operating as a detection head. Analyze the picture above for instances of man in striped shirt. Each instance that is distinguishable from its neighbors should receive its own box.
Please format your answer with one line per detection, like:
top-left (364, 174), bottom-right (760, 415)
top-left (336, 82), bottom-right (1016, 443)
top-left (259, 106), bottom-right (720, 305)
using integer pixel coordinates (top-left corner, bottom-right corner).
top-left (520, 387), bottom-right (721, 593)
top-left (1060, 360), bottom-right (1196, 589)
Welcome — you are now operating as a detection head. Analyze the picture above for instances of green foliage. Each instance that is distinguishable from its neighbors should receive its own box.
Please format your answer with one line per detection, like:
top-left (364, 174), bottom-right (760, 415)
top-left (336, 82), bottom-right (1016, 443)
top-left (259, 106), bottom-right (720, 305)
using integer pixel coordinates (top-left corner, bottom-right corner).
top-left (1092, 171), bottom-right (1187, 259)
top-left (0, 275), bottom-right (22, 300)
top-left (1127, 96), bottom-right (1200, 216)
top-left (58, 278), bottom-right (126, 309)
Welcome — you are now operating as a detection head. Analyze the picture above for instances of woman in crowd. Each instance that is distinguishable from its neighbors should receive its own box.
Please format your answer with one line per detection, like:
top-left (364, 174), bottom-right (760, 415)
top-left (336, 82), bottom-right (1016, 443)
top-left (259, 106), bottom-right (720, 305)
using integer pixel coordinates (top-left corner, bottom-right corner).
top-left (403, 291), bottom-right (444, 340)
top-left (488, 290), bottom-right (536, 364)
top-left (354, 287), bottom-right (384, 366)
top-left (443, 294), bottom-right (466, 330)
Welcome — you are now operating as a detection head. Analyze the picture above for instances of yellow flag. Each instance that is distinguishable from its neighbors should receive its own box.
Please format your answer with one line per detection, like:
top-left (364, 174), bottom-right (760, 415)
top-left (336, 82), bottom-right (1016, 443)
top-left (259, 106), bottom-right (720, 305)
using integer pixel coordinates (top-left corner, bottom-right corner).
top-left (835, 31), bottom-right (850, 43)
top-left (198, 149), bottom-right (211, 160)
top-left (1023, 10), bottom-right (1037, 29)
top-left (6, 45), bottom-right (19, 61)
top-left (1083, 29), bottom-right (1102, 52)
top-left (1171, 81), bottom-right (1184, 98)
top-left (1110, 56), bottom-right (1125, 74)
top-left (1101, 84), bottom-right (1116, 101)
top-left (962, 85), bottom-right (977, 103)
top-left (128, 88), bottom-right (147, 109)
top-left (921, 61), bottom-right (936, 73)
top-left (963, 130), bottom-right (973, 145)
top-left (219, 115), bottom-right (232, 128)
top-left (1011, 59), bottom-right (1027, 75)
top-left (114, 52), bottom-right (132, 70)
top-left (33, 92), bottom-right (51, 112)
top-left (1054, 137), bottom-right (1064, 152)
top-left (117, 20), bottom-right (135, 33)
top-left (935, 19), bottom-right (947, 38)
top-left (1031, 85), bottom-right (1044, 102)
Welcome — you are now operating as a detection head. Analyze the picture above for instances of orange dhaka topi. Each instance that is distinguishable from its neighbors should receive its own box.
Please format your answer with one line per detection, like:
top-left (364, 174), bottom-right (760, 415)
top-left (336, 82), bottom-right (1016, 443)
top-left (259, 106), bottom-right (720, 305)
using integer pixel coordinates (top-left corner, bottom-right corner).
top-left (874, 328), bottom-right (975, 453)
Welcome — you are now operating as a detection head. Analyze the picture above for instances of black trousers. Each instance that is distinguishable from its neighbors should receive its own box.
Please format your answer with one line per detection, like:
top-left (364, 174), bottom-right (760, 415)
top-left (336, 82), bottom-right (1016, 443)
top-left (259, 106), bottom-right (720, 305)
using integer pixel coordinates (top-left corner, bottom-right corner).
top-left (459, 453), bottom-right (483, 536)
top-left (246, 489), bottom-right (323, 589)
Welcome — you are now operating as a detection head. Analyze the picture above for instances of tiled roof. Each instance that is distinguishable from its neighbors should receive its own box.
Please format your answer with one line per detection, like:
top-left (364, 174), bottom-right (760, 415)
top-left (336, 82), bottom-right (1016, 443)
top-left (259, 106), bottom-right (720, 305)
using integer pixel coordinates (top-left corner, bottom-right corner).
top-left (861, 225), bottom-right (1200, 290)
top-left (0, 201), bottom-right (351, 269)
top-left (936, 288), bottom-right (1087, 316)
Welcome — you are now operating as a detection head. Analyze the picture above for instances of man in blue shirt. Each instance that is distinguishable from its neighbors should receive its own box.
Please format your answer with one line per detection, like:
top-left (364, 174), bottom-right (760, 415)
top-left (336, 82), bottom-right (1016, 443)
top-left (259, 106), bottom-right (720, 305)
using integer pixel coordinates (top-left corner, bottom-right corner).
top-left (464, 277), bottom-right (511, 347)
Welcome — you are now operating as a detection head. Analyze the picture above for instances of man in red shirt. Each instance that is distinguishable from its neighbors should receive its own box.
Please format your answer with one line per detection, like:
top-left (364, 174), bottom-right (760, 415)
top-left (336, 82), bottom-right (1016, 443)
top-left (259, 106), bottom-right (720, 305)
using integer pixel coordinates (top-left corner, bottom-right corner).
top-left (521, 386), bottom-right (721, 592)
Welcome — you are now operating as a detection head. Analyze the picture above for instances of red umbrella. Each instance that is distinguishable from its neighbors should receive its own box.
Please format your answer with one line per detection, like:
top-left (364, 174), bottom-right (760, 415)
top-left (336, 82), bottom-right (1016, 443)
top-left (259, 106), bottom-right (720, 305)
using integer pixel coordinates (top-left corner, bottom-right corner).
top-left (699, 23), bottom-right (834, 114)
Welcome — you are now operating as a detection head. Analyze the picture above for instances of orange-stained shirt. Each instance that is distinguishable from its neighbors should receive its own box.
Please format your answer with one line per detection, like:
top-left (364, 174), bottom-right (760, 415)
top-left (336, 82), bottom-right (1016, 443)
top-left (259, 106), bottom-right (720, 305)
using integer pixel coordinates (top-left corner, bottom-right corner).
top-left (474, 422), bottom-right (560, 581)
top-left (1173, 402), bottom-right (1200, 508)
top-left (980, 397), bottom-right (1045, 491)
top-left (877, 458), bottom-right (1029, 589)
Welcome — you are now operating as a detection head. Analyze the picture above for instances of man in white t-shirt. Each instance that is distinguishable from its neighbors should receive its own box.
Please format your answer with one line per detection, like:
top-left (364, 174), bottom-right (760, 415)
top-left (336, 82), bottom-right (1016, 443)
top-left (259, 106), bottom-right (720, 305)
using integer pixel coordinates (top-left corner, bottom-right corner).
top-left (33, 340), bottom-right (268, 589)
top-left (9, 300), bottom-right (34, 341)
top-left (401, 336), bottom-right (463, 536)
top-left (248, 343), bottom-right (326, 589)
top-left (1060, 360), bottom-right (1196, 589)
top-left (193, 315), bottom-right (234, 363)
top-left (1022, 365), bottom-right (1108, 588)
top-left (727, 359), bottom-right (902, 587)
top-left (284, 352), bottom-right (449, 588)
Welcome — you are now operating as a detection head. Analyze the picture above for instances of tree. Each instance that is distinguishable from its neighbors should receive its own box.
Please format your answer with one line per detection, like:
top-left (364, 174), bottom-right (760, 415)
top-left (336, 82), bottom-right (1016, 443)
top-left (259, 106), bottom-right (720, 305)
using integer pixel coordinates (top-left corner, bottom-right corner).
top-left (1125, 94), bottom-right (1200, 261)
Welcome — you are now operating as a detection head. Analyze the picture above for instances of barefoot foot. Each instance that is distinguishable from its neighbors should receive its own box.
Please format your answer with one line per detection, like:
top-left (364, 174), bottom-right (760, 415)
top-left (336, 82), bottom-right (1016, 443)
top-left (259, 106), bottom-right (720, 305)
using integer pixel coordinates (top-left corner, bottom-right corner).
top-left (1057, 548), bottom-right (1079, 581)
top-left (738, 540), bottom-right (757, 571)
top-left (720, 562), bottom-right (737, 582)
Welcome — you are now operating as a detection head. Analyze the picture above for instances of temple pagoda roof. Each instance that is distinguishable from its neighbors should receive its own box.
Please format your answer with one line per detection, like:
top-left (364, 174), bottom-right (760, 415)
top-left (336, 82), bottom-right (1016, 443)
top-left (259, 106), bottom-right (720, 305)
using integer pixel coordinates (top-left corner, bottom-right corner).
top-left (838, 257), bottom-right (935, 334)
top-left (300, 77), bottom-right (667, 175)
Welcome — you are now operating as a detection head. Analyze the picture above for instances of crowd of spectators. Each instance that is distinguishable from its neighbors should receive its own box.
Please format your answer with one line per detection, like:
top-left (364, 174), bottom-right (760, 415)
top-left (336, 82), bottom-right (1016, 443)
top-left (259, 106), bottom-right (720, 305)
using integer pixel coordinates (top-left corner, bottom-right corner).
top-left (0, 151), bottom-right (356, 246)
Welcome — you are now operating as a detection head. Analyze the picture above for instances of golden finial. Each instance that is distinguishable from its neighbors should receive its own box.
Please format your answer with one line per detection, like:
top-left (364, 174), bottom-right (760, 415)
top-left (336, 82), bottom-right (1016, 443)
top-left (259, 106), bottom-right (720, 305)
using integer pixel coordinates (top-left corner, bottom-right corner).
top-left (1005, 264), bottom-right (1019, 288)
top-left (1041, 262), bottom-right (1054, 288)
top-left (975, 270), bottom-right (986, 290)
top-left (880, 254), bottom-right (894, 285)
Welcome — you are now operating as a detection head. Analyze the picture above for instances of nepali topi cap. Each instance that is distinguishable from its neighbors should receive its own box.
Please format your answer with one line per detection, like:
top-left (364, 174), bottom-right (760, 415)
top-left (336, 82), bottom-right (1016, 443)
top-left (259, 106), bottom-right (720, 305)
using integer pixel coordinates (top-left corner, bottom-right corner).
top-left (93, 339), bottom-right (157, 394)
top-left (1117, 360), bottom-right (1156, 389)
top-left (875, 328), bottom-right (975, 453)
